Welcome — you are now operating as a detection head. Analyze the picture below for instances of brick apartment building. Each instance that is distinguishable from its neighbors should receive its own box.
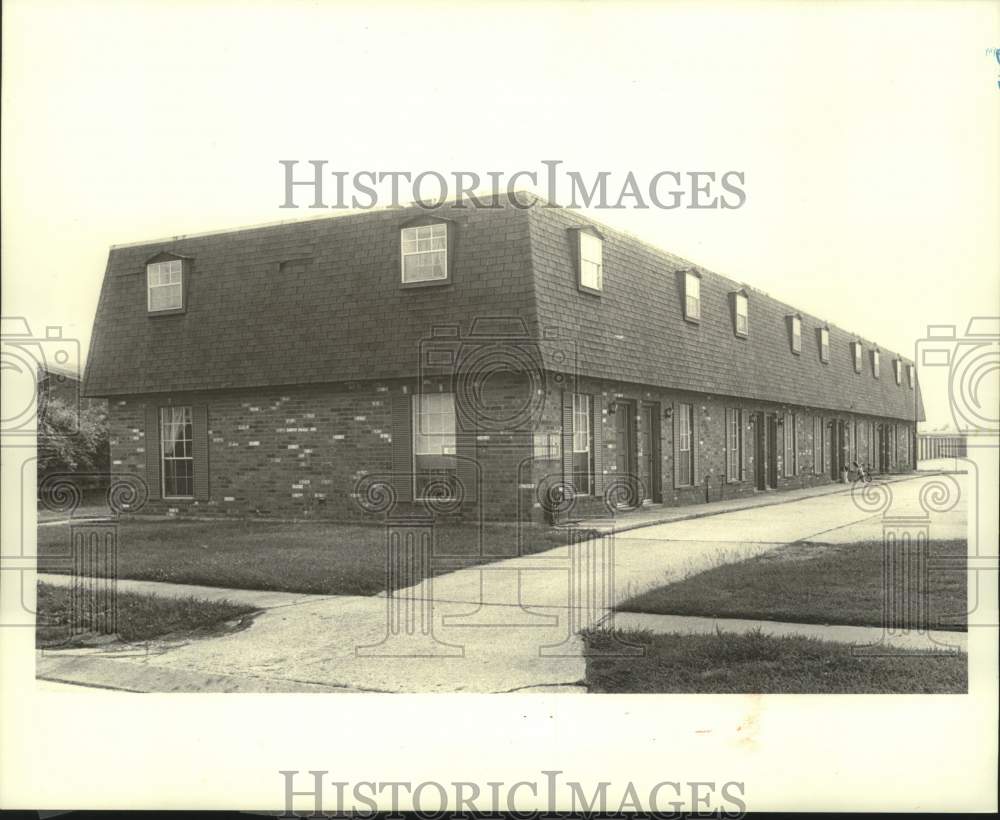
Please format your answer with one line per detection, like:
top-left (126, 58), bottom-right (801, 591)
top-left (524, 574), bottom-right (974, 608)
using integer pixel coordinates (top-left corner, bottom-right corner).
top-left (83, 194), bottom-right (924, 522)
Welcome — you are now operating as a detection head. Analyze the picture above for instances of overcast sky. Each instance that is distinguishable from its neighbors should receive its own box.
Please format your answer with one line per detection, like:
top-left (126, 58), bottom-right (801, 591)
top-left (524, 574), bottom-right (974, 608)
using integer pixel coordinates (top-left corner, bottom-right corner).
top-left (3, 0), bottom-right (998, 430)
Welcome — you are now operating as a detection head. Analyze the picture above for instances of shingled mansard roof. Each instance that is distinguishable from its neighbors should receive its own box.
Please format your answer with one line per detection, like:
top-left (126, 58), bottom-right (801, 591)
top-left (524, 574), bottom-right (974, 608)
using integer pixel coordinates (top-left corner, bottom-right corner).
top-left (84, 194), bottom-right (923, 422)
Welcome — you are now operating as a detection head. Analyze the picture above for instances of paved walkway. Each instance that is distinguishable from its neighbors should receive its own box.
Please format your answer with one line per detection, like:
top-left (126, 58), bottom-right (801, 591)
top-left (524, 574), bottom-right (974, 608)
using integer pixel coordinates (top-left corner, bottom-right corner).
top-left (36, 573), bottom-right (335, 610)
top-left (570, 470), bottom-right (944, 534)
top-left (36, 472), bottom-right (967, 693)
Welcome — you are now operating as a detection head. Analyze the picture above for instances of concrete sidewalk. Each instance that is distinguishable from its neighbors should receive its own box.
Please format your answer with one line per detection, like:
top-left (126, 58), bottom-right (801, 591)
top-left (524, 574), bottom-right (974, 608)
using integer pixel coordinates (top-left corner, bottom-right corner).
top-left (37, 573), bottom-right (339, 610)
top-left (36, 472), bottom-right (967, 693)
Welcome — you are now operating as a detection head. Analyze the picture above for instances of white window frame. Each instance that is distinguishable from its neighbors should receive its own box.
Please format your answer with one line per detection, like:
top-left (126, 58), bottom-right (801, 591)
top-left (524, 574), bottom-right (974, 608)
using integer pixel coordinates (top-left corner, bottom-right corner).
top-left (579, 232), bottom-right (603, 291)
top-left (853, 342), bottom-right (863, 372)
top-left (791, 316), bottom-right (802, 354)
top-left (401, 223), bottom-right (448, 284)
top-left (147, 259), bottom-right (183, 312)
top-left (160, 406), bottom-right (194, 499)
top-left (894, 359), bottom-right (902, 384)
top-left (819, 328), bottom-right (830, 363)
top-left (571, 393), bottom-right (594, 494)
top-left (908, 364), bottom-right (915, 389)
top-left (873, 349), bottom-right (881, 379)
top-left (734, 294), bottom-right (748, 336)
top-left (412, 392), bottom-right (457, 499)
top-left (684, 273), bottom-right (701, 321)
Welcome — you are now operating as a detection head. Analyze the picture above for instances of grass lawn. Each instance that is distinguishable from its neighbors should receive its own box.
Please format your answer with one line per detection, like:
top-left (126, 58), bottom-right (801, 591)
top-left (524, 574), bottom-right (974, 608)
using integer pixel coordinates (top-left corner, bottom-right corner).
top-left (36, 582), bottom-right (256, 648)
top-left (619, 539), bottom-right (967, 631)
top-left (37, 518), bottom-right (579, 596)
top-left (584, 629), bottom-right (967, 694)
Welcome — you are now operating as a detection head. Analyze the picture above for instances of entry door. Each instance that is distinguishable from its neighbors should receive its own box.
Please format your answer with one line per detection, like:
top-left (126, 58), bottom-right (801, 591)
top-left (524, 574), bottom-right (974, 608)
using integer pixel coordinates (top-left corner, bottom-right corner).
top-left (754, 412), bottom-right (767, 490)
top-left (766, 414), bottom-right (779, 489)
top-left (614, 402), bottom-right (637, 504)
top-left (639, 403), bottom-right (661, 502)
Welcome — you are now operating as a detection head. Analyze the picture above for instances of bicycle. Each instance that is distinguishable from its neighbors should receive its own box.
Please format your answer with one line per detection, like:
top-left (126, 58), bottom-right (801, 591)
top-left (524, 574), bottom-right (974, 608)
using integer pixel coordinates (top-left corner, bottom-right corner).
top-left (851, 460), bottom-right (872, 484)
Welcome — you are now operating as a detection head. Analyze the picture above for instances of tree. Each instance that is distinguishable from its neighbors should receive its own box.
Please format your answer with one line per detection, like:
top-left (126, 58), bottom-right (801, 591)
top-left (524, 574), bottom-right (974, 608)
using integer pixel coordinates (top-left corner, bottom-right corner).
top-left (37, 397), bottom-right (109, 480)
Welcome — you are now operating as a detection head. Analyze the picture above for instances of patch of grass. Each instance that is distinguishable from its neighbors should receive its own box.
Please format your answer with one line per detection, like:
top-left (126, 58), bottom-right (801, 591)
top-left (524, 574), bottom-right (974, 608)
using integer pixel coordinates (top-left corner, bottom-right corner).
top-left (37, 518), bottom-right (581, 596)
top-left (583, 628), bottom-right (967, 694)
top-left (36, 582), bottom-right (256, 647)
top-left (619, 539), bottom-right (967, 631)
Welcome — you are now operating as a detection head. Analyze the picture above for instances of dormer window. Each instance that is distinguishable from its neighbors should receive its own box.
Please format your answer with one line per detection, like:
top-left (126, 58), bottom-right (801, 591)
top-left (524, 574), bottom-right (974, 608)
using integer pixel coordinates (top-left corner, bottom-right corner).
top-left (147, 259), bottom-right (184, 312)
top-left (684, 271), bottom-right (701, 321)
top-left (894, 359), bottom-right (902, 385)
top-left (789, 315), bottom-right (802, 354)
top-left (732, 291), bottom-right (749, 337)
top-left (908, 364), bottom-right (915, 389)
top-left (401, 222), bottom-right (448, 284)
top-left (819, 327), bottom-right (830, 363)
top-left (872, 348), bottom-right (881, 379)
top-left (852, 341), bottom-right (863, 372)
top-left (578, 231), bottom-right (603, 292)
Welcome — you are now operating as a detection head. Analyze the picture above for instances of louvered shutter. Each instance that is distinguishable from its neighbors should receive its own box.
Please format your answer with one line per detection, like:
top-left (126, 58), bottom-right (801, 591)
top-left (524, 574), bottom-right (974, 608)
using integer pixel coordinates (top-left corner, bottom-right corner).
top-left (725, 408), bottom-right (734, 482)
top-left (692, 405), bottom-right (700, 487)
top-left (456, 427), bottom-right (478, 503)
top-left (740, 409), bottom-right (748, 481)
top-left (672, 403), bottom-right (681, 489)
top-left (145, 405), bottom-right (162, 500)
top-left (391, 393), bottom-right (413, 502)
top-left (192, 405), bottom-right (210, 501)
top-left (561, 391), bottom-right (574, 487)
top-left (592, 395), bottom-right (605, 495)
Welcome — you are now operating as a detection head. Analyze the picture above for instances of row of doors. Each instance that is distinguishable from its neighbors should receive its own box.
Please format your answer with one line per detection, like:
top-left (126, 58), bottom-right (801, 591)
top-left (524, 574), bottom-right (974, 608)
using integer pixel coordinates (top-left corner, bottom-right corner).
top-left (608, 404), bottom-right (898, 506)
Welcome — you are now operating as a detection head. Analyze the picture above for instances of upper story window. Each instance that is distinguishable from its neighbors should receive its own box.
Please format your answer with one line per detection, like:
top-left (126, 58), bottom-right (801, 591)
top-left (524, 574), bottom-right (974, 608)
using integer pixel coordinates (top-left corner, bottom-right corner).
top-left (579, 232), bottom-right (603, 291)
top-left (852, 341), bottom-right (863, 373)
top-left (872, 348), bottom-right (881, 379)
top-left (819, 327), bottom-right (830, 363)
top-left (907, 364), bottom-right (915, 389)
top-left (894, 359), bottom-right (902, 385)
top-left (401, 223), bottom-right (448, 284)
top-left (147, 259), bottom-right (183, 312)
top-left (684, 271), bottom-right (701, 321)
top-left (733, 292), bottom-right (749, 337)
top-left (789, 315), bottom-right (802, 354)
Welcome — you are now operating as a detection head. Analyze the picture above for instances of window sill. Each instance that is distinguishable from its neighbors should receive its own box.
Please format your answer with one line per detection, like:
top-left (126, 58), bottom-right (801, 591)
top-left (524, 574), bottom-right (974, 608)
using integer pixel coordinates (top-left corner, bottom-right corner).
top-left (577, 283), bottom-right (603, 297)
top-left (163, 495), bottom-right (194, 501)
top-left (148, 307), bottom-right (186, 317)
top-left (401, 277), bottom-right (452, 290)
top-left (683, 315), bottom-right (700, 325)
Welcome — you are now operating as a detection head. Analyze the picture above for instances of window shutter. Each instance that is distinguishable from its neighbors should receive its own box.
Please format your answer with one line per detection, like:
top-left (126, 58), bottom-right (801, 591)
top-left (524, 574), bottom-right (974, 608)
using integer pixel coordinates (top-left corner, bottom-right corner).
top-left (145, 405), bottom-right (162, 500)
top-left (192, 405), bottom-right (210, 501)
top-left (592, 395), bottom-right (605, 495)
top-left (561, 391), bottom-right (574, 487)
top-left (672, 403), bottom-right (681, 489)
top-left (740, 409), bottom-right (748, 481)
top-left (391, 393), bottom-right (413, 502)
top-left (692, 406), bottom-right (700, 487)
top-left (725, 408), bottom-right (733, 481)
top-left (456, 428), bottom-right (478, 503)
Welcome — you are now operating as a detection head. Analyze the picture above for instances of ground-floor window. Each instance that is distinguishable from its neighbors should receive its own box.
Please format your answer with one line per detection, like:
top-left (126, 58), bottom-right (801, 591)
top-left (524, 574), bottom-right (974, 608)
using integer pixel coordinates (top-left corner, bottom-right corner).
top-left (413, 392), bottom-right (457, 498)
top-left (726, 407), bottom-right (742, 482)
top-left (572, 393), bottom-right (594, 494)
top-left (160, 406), bottom-right (194, 498)
top-left (676, 403), bottom-right (694, 486)
top-left (783, 412), bottom-right (796, 477)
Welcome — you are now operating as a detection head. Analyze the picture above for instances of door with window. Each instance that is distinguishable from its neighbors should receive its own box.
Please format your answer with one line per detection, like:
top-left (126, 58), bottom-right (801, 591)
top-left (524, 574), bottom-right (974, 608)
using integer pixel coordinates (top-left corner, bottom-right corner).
top-left (754, 413), bottom-right (767, 490)
top-left (614, 401), bottom-right (638, 505)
